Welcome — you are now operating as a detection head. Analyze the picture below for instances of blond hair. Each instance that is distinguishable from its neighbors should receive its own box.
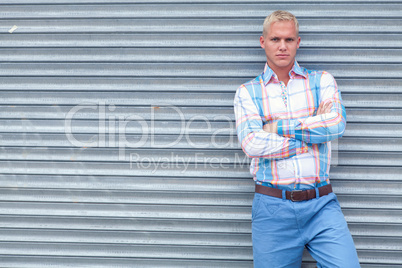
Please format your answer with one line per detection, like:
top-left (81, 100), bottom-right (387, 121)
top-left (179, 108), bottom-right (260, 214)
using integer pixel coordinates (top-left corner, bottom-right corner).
top-left (262, 10), bottom-right (299, 37)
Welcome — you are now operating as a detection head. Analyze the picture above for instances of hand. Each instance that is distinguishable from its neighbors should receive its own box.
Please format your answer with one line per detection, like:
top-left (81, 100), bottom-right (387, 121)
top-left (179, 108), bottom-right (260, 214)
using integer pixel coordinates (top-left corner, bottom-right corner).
top-left (263, 122), bottom-right (278, 133)
top-left (316, 101), bottom-right (333, 116)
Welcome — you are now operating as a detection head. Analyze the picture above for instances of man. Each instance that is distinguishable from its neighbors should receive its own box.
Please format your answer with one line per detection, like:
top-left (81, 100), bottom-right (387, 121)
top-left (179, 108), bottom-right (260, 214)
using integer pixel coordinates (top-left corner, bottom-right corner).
top-left (234, 10), bottom-right (360, 267)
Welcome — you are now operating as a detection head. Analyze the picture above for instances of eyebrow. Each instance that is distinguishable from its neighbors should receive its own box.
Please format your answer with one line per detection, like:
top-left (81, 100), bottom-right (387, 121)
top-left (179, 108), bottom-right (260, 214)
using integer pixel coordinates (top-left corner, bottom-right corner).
top-left (269, 36), bottom-right (296, 39)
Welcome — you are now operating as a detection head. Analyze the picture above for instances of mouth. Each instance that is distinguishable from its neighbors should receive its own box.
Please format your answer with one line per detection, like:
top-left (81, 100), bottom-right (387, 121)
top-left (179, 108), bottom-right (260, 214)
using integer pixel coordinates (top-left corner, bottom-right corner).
top-left (276, 54), bottom-right (289, 58)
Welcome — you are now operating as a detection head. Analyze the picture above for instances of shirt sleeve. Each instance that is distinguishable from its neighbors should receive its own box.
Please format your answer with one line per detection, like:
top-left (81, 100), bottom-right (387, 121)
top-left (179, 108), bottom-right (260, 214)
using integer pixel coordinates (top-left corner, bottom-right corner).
top-left (276, 72), bottom-right (347, 144)
top-left (234, 84), bottom-right (308, 159)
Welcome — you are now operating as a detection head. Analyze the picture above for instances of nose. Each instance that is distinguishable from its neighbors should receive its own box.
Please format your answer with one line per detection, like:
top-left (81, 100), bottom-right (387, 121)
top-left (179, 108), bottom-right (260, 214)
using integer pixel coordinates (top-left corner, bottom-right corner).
top-left (279, 40), bottom-right (287, 51)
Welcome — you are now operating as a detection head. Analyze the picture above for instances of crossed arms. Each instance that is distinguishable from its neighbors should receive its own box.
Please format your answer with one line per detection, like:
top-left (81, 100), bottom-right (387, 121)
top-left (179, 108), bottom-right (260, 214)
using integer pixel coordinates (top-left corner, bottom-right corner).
top-left (234, 73), bottom-right (346, 159)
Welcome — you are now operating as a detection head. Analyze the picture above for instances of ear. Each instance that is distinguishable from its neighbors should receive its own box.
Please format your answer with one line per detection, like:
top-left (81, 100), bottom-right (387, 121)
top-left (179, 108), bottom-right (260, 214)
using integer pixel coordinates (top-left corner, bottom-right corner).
top-left (259, 36), bottom-right (265, 49)
top-left (296, 36), bottom-right (301, 49)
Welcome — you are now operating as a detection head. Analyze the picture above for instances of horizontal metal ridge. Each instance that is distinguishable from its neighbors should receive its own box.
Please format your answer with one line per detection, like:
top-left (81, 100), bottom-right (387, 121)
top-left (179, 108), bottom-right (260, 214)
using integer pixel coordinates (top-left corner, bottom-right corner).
top-left (2, 135), bottom-right (402, 151)
top-left (0, 216), bottom-right (399, 237)
top-left (1, 34), bottom-right (401, 48)
top-left (0, 242), bottom-right (253, 260)
top-left (332, 166), bottom-right (402, 181)
top-left (0, 160), bottom-right (251, 178)
top-left (0, 3), bottom-right (401, 19)
top-left (0, 201), bottom-right (251, 220)
top-left (303, 249), bottom-right (402, 265)
top-left (1, 19), bottom-right (401, 33)
top-left (0, 174), bottom-right (255, 191)
top-left (1, 146), bottom-right (402, 164)
top-left (348, 223), bottom-right (402, 237)
top-left (338, 138), bottom-right (402, 152)
top-left (0, 172), bottom-right (400, 192)
top-left (0, 3), bottom-right (400, 18)
top-left (0, 255), bottom-right (255, 268)
top-left (1, 120), bottom-right (401, 139)
top-left (0, 189), bottom-right (255, 206)
top-left (0, 78), bottom-right (399, 93)
top-left (0, 92), bottom-right (401, 107)
top-left (1, 106), bottom-right (401, 123)
top-left (0, 216), bottom-right (252, 233)
top-left (344, 124), bottom-right (402, 138)
top-left (1, 160), bottom-right (402, 177)
top-left (2, 0), bottom-right (402, 3)
top-left (0, 174), bottom-right (400, 194)
top-left (0, 255), bottom-right (398, 268)
top-left (0, 229), bottom-right (252, 246)
top-left (0, 241), bottom-right (397, 262)
top-left (0, 188), bottom-right (399, 209)
top-left (0, 63), bottom-right (400, 78)
top-left (0, 229), bottom-right (399, 250)
top-left (1, 48), bottom-right (401, 63)
top-left (347, 109), bottom-right (402, 123)
top-left (0, 201), bottom-right (399, 223)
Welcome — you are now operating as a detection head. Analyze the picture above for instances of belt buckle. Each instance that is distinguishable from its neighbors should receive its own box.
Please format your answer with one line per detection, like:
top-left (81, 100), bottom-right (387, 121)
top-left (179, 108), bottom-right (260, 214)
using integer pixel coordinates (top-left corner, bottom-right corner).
top-left (290, 190), bottom-right (303, 202)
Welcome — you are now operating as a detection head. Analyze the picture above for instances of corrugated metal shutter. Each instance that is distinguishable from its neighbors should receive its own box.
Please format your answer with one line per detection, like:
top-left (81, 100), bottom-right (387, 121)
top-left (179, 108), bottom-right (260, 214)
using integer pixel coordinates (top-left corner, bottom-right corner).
top-left (0, 1), bottom-right (401, 267)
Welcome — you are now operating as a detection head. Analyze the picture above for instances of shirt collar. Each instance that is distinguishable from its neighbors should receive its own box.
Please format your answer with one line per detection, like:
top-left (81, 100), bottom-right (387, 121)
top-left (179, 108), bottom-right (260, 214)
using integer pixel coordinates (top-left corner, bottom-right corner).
top-left (292, 60), bottom-right (307, 78)
top-left (262, 60), bottom-right (307, 85)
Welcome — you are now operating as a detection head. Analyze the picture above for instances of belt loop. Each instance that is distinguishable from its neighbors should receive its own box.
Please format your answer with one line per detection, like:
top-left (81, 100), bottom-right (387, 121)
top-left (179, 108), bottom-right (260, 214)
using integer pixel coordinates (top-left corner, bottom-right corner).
top-left (315, 187), bottom-right (320, 199)
top-left (282, 189), bottom-right (286, 201)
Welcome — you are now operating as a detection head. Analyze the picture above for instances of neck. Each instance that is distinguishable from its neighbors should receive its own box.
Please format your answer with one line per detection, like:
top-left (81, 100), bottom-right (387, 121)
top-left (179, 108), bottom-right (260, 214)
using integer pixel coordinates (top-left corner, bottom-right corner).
top-left (276, 72), bottom-right (290, 86)
top-left (267, 62), bottom-right (294, 86)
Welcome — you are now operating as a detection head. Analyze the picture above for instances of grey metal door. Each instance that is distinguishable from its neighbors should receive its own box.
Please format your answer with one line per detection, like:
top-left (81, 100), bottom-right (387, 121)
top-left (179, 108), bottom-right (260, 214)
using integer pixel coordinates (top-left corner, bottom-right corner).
top-left (0, 1), bottom-right (401, 267)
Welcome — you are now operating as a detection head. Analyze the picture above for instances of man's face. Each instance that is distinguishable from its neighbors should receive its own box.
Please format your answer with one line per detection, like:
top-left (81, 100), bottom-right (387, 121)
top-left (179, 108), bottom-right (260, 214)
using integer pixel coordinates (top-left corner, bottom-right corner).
top-left (260, 20), bottom-right (301, 74)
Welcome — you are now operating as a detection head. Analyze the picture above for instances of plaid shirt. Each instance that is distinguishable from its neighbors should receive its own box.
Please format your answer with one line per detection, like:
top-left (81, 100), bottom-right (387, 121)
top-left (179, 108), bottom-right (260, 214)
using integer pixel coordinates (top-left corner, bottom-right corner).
top-left (234, 61), bottom-right (346, 190)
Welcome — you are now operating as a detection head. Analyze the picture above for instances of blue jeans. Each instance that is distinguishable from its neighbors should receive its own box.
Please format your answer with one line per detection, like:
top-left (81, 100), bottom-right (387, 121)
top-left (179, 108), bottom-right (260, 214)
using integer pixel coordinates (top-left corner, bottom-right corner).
top-left (252, 191), bottom-right (360, 268)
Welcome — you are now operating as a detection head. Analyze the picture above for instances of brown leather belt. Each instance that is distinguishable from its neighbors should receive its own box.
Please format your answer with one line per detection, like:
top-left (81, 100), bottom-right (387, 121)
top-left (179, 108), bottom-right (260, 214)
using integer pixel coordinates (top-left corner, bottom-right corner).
top-left (255, 184), bottom-right (333, 202)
